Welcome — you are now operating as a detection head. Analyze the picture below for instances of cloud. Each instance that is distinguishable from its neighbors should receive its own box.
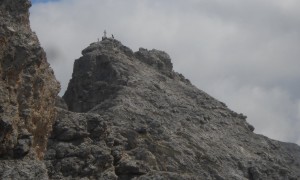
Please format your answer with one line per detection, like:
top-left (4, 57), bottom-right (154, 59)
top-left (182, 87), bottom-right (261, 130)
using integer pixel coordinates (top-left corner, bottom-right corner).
top-left (31, 0), bottom-right (60, 4)
top-left (208, 78), bottom-right (300, 143)
top-left (29, 0), bottom-right (300, 145)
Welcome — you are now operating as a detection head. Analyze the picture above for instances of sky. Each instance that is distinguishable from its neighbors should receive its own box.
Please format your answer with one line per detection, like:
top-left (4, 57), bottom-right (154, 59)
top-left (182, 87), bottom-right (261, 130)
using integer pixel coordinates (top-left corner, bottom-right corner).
top-left (31, 0), bottom-right (59, 3)
top-left (29, 0), bottom-right (300, 145)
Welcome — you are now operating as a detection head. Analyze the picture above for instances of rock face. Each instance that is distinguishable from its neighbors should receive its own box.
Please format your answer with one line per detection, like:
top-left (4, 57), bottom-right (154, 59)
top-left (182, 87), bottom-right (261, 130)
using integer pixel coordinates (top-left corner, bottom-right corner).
top-left (1, 1), bottom-right (300, 179)
top-left (57, 38), bottom-right (300, 179)
top-left (0, 0), bottom-right (60, 179)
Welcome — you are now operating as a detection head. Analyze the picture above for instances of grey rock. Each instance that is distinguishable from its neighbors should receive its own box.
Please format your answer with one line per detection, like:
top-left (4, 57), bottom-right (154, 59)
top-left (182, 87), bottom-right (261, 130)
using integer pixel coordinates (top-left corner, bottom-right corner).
top-left (0, 0), bottom-right (59, 179)
top-left (0, 0), bottom-right (300, 179)
top-left (0, 117), bottom-right (13, 144)
top-left (136, 171), bottom-right (198, 180)
top-left (55, 96), bottom-right (68, 109)
top-left (134, 48), bottom-right (173, 73)
top-left (45, 109), bottom-right (116, 179)
top-left (0, 160), bottom-right (48, 180)
top-left (60, 38), bottom-right (300, 179)
top-left (0, 0), bottom-right (60, 160)
top-left (13, 138), bottom-right (31, 158)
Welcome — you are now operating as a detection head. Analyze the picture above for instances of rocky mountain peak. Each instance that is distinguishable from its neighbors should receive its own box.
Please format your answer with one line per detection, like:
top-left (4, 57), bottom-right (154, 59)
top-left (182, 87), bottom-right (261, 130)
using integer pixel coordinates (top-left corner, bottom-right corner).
top-left (1, 1), bottom-right (300, 179)
top-left (63, 38), bottom-right (179, 113)
top-left (82, 38), bottom-right (133, 56)
top-left (59, 38), bottom-right (300, 179)
top-left (81, 38), bottom-right (173, 73)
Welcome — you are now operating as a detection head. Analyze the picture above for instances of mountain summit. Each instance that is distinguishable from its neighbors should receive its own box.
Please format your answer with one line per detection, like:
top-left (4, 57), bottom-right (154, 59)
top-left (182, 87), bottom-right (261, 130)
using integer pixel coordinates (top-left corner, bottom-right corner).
top-left (49, 38), bottom-right (300, 179)
top-left (0, 1), bottom-right (300, 179)
top-left (63, 38), bottom-right (175, 113)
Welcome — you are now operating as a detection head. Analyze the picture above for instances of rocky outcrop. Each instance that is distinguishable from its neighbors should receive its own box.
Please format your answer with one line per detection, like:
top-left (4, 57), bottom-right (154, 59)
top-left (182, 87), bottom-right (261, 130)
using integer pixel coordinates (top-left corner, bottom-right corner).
top-left (63, 40), bottom-right (127, 112)
top-left (0, 0), bottom-right (60, 179)
top-left (59, 38), bottom-right (300, 179)
top-left (45, 108), bottom-right (117, 179)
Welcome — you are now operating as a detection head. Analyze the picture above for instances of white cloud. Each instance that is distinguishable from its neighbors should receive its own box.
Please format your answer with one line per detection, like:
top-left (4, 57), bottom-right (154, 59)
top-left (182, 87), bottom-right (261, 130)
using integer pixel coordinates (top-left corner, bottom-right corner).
top-left (30, 0), bottom-right (300, 145)
top-left (207, 79), bottom-right (299, 143)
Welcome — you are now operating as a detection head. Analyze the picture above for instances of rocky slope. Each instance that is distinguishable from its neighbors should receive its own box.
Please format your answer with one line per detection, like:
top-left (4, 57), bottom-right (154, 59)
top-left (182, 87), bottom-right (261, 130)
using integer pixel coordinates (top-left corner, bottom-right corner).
top-left (0, 0), bottom-right (60, 179)
top-left (0, 1), bottom-right (300, 179)
top-left (47, 38), bottom-right (300, 179)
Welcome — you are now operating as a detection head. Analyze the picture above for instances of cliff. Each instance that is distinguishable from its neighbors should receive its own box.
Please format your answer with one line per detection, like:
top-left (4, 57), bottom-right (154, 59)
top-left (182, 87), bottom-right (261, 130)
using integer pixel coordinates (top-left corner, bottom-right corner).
top-left (0, 0), bottom-right (60, 179)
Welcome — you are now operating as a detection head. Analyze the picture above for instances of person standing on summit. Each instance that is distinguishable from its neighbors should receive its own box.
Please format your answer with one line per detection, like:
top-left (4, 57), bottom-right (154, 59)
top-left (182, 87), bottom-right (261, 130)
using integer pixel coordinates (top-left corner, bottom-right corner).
top-left (102, 30), bottom-right (107, 40)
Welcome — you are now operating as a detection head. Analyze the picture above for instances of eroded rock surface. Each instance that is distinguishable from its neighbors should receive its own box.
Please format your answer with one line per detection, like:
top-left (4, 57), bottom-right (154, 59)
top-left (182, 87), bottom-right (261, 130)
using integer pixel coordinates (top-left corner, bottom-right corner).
top-left (45, 108), bottom-right (116, 179)
top-left (0, 0), bottom-right (60, 159)
top-left (0, 1), bottom-right (299, 179)
top-left (0, 0), bottom-right (59, 179)
top-left (59, 38), bottom-right (300, 179)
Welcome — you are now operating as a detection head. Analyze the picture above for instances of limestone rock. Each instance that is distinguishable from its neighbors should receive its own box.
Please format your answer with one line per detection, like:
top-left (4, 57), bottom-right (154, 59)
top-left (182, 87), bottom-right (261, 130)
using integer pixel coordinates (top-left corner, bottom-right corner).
top-left (0, 0), bottom-right (60, 160)
top-left (61, 39), bottom-right (300, 179)
top-left (0, 0), bottom-right (59, 171)
top-left (0, 0), bottom-right (300, 179)
top-left (55, 96), bottom-right (68, 110)
top-left (0, 160), bottom-right (48, 180)
top-left (45, 108), bottom-right (115, 179)
top-left (134, 48), bottom-right (173, 73)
